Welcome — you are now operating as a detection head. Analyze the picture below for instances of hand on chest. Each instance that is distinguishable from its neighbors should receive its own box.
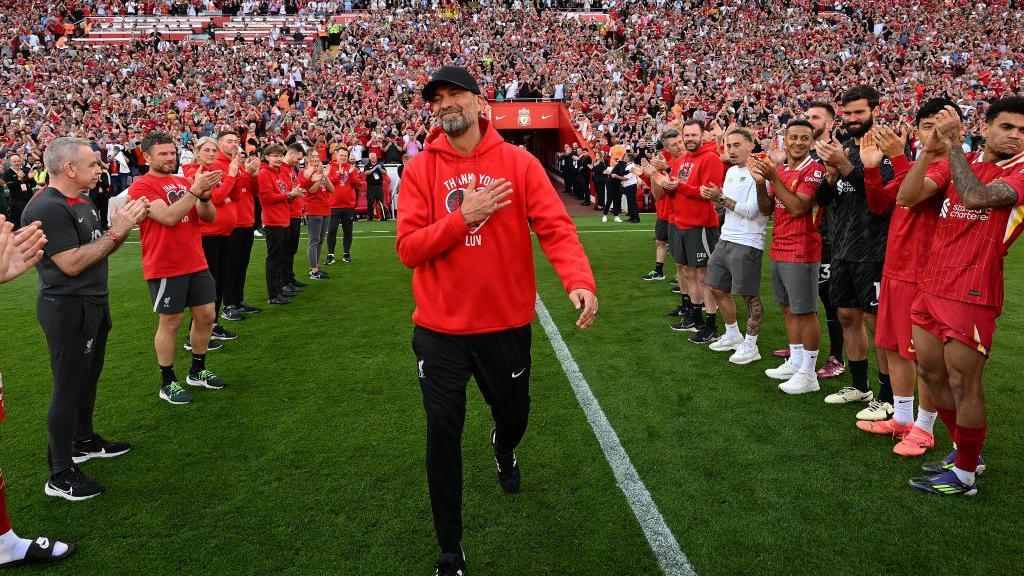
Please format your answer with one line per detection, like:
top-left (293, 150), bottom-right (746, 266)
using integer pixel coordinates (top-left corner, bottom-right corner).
top-left (438, 171), bottom-right (519, 242)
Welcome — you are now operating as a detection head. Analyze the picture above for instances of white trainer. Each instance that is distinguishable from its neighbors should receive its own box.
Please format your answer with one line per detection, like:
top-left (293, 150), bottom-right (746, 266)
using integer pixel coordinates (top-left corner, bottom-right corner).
top-left (729, 344), bottom-right (761, 365)
top-left (709, 333), bottom-right (744, 352)
top-left (856, 400), bottom-right (894, 421)
top-left (824, 386), bottom-right (874, 405)
top-left (614, 216), bottom-right (623, 223)
top-left (602, 215), bottom-right (608, 223)
top-left (779, 372), bottom-right (821, 394)
top-left (765, 360), bottom-right (797, 380)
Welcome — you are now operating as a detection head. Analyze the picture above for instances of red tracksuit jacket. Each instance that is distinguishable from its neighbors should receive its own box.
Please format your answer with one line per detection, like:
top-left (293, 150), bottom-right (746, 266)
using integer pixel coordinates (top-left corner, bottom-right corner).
top-left (397, 119), bottom-right (596, 335)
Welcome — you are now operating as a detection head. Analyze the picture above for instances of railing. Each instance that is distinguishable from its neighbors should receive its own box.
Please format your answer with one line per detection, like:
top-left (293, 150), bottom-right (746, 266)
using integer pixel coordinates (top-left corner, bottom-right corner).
top-left (487, 97), bottom-right (566, 103)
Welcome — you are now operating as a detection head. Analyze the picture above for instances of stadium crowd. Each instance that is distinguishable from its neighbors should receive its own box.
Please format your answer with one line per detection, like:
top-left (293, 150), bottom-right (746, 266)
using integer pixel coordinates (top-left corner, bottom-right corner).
top-left (0, 0), bottom-right (1023, 573)
top-left (3, 0), bottom-right (1021, 179)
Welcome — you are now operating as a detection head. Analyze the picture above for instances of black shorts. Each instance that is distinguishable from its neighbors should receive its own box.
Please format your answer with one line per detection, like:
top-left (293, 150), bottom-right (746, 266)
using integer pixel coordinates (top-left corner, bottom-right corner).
top-left (818, 242), bottom-right (833, 285)
top-left (148, 270), bottom-right (217, 314)
top-left (670, 226), bottom-right (719, 267)
top-left (655, 218), bottom-right (669, 242)
top-left (830, 260), bottom-right (883, 314)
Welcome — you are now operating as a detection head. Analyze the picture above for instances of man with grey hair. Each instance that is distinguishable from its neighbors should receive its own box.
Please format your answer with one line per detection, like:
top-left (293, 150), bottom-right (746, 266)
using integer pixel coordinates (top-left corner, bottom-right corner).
top-left (22, 137), bottom-right (150, 501)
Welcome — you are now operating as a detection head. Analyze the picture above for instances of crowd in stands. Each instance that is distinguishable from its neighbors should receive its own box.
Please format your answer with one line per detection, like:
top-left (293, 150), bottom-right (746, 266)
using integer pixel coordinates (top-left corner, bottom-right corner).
top-left (1, 0), bottom-right (1022, 208)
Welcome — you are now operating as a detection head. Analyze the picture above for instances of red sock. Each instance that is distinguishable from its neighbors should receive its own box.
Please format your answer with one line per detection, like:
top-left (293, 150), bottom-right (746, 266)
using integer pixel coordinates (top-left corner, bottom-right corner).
top-left (936, 407), bottom-right (958, 441)
top-left (0, 471), bottom-right (11, 534)
top-left (953, 425), bottom-right (987, 474)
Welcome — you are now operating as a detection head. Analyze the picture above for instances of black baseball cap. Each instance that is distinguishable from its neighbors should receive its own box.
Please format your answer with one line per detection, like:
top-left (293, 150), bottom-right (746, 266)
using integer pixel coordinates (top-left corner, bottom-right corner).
top-left (421, 66), bottom-right (481, 102)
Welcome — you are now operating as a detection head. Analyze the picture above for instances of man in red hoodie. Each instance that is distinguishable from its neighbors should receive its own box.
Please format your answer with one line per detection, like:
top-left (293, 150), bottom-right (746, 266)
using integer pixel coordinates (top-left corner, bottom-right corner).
top-left (325, 147), bottom-right (362, 265)
top-left (217, 130), bottom-right (262, 322)
top-left (652, 119), bottom-right (726, 343)
top-left (397, 66), bottom-right (597, 576)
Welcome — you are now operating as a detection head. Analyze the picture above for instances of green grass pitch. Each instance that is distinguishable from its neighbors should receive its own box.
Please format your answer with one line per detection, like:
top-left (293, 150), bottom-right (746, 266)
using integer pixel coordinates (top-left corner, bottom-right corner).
top-left (0, 217), bottom-right (1020, 575)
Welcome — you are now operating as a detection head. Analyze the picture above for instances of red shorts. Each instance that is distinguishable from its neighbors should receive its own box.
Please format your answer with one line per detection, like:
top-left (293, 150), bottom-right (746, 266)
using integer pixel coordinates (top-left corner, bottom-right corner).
top-left (910, 293), bottom-right (998, 357)
top-left (875, 276), bottom-right (917, 361)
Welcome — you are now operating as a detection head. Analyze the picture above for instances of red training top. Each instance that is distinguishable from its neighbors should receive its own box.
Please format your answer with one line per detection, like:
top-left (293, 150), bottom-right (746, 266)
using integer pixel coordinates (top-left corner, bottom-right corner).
top-left (128, 173), bottom-right (208, 280)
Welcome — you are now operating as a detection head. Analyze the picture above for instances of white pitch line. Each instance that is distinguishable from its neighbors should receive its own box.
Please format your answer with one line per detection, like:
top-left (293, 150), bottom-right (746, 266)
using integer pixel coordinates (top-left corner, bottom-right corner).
top-left (534, 295), bottom-right (695, 576)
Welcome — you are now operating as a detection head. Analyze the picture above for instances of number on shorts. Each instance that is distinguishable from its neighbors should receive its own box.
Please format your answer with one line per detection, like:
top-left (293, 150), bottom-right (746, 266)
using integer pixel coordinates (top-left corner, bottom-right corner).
top-left (818, 263), bottom-right (831, 283)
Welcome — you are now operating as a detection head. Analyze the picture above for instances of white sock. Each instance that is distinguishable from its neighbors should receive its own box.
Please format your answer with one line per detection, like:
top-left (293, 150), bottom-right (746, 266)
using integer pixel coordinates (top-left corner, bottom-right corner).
top-left (915, 409), bottom-right (937, 434)
top-left (893, 395), bottom-right (915, 425)
top-left (801, 349), bottom-right (819, 376)
top-left (789, 344), bottom-right (804, 369)
top-left (0, 528), bottom-right (37, 561)
top-left (724, 322), bottom-right (740, 338)
top-left (952, 466), bottom-right (976, 486)
top-left (744, 333), bottom-right (758, 345)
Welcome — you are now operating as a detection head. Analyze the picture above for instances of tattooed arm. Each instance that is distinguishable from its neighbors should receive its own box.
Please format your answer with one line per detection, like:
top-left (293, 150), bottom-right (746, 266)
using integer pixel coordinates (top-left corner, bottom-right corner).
top-left (946, 138), bottom-right (1019, 210)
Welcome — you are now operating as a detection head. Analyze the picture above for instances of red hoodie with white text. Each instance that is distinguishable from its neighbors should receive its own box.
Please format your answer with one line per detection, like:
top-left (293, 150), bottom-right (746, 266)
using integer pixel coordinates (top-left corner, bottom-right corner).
top-left (396, 119), bottom-right (596, 335)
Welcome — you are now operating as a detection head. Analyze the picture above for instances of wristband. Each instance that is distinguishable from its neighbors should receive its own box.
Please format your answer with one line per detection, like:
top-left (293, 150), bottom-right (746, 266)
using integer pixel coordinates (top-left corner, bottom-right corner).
top-left (106, 229), bottom-right (123, 243)
top-left (190, 190), bottom-right (203, 199)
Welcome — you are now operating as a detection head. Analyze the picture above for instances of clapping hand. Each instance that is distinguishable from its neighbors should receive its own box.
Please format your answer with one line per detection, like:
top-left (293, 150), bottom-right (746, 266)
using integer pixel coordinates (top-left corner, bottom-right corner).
top-left (700, 182), bottom-right (724, 202)
top-left (860, 130), bottom-right (885, 169)
top-left (244, 156), bottom-right (261, 175)
top-left (191, 167), bottom-right (223, 199)
top-left (0, 217), bottom-right (47, 283)
top-left (110, 197), bottom-right (149, 238)
top-left (874, 124), bottom-right (908, 159)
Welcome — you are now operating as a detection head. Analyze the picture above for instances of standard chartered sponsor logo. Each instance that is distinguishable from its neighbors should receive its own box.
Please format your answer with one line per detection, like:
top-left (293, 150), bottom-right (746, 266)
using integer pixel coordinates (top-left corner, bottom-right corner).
top-left (941, 198), bottom-right (991, 221)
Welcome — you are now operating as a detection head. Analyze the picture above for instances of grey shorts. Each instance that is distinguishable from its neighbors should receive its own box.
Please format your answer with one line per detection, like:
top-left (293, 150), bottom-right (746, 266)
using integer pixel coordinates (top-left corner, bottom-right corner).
top-left (148, 270), bottom-right (216, 315)
top-left (706, 240), bottom-right (763, 296)
top-left (770, 260), bottom-right (820, 315)
top-left (655, 218), bottom-right (669, 242)
top-left (670, 226), bottom-right (718, 267)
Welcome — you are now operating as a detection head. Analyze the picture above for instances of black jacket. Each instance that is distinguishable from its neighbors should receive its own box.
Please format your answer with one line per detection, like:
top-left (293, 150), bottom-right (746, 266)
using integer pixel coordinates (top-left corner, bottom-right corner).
top-left (3, 167), bottom-right (36, 204)
top-left (592, 161), bottom-right (608, 186)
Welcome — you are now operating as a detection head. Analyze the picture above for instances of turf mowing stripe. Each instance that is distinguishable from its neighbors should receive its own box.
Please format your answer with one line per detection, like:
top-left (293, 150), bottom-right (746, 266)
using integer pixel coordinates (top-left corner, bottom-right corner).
top-left (535, 295), bottom-right (696, 576)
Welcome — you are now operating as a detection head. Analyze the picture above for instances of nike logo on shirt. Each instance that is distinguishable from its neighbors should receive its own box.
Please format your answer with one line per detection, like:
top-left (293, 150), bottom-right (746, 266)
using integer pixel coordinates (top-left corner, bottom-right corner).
top-left (512, 369), bottom-right (526, 378)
